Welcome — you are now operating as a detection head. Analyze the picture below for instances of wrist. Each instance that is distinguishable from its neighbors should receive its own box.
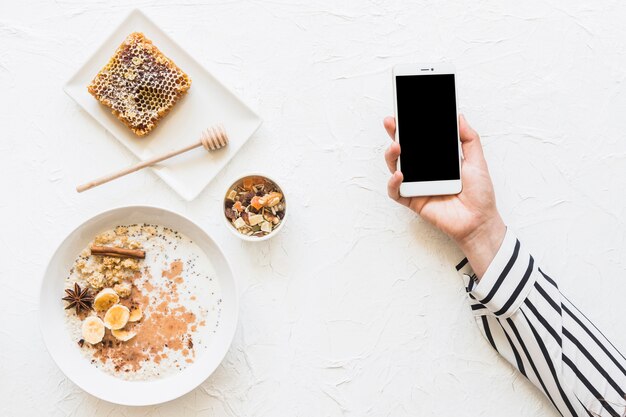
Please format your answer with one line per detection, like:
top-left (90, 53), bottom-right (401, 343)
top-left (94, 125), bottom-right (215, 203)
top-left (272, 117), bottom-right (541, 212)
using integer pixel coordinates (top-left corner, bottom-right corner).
top-left (456, 215), bottom-right (506, 280)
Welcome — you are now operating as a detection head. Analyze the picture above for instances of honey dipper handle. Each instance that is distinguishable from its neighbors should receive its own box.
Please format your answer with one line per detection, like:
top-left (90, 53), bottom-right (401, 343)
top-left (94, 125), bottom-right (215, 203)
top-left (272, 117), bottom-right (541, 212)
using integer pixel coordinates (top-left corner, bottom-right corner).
top-left (76, 141), bottom-right (202, 193)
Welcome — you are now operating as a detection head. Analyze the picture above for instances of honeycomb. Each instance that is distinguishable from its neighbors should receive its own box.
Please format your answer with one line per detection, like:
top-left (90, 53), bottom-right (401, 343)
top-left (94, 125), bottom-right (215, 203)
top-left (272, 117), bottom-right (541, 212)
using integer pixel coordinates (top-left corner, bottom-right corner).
top-left (87, 32), bottom-right (192, 136)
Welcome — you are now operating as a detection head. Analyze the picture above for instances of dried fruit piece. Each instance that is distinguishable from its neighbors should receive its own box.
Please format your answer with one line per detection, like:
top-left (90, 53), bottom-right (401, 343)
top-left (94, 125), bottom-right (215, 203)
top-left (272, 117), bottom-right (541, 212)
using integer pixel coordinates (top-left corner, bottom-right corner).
top-left (225, 207), bottom-right (236, 220)
top-left (263, 211), bottom-right (280, 225)
top-left (260, 221), bottom-right (272, 233)
top-left (248, 214), bottom-right (264, 226)
top-left (233, 201), bottom-right (244, 212)
top-left (233, 217), bottom-right (246, 229)
top-left (242, 178), bottom-right (254, 190)
top-left (264, 192), bottom-right (283, 207)
top-left (250, 196), bottom-right (263, 210)
top-left (242, 191), bottom-right (255, 205)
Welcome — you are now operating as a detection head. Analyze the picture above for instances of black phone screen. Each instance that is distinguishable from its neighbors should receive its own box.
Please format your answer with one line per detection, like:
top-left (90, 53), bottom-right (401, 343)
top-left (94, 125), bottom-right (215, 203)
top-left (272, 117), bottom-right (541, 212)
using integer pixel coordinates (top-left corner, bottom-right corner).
top-left (395, 74), bottom-right (460, 182)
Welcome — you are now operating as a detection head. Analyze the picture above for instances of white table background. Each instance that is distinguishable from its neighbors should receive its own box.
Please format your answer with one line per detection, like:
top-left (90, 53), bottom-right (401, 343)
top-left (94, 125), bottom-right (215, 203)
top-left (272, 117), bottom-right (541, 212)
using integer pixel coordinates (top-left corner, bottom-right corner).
top-left (1, 1), bottom-right (625, 416)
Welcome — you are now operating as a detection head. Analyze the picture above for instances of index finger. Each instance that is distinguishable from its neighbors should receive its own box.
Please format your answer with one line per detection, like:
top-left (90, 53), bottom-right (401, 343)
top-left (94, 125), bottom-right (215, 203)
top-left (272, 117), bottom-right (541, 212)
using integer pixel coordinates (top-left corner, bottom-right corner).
top-left (383, 117), bottom-right (396, 140)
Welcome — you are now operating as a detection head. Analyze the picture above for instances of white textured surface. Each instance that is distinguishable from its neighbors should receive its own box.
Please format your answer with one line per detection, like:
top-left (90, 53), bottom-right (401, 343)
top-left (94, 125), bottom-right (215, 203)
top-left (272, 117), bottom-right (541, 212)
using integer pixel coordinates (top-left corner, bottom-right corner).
top-left (1, 1), bottom-right (625, 416)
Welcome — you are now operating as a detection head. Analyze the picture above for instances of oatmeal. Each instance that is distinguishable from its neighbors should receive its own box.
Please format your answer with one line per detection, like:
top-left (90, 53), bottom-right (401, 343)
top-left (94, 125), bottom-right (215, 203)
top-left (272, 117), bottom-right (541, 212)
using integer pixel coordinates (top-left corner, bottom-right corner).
top-left (74, 228), bottom-right (142, 290)
top-left (62, 224), bottom-right (222, 380)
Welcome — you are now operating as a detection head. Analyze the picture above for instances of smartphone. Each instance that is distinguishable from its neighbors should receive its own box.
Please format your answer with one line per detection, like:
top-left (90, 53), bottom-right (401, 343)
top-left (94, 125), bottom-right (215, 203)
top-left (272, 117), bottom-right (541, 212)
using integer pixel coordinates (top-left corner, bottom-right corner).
top-left (392, 63), bottom-right (462, 197)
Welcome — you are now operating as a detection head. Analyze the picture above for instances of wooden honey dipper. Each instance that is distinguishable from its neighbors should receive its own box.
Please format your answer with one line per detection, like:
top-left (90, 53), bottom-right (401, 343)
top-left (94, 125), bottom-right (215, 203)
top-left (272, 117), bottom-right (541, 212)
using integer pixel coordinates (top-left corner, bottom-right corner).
top-left (77, 125), bottom-right (229, 193)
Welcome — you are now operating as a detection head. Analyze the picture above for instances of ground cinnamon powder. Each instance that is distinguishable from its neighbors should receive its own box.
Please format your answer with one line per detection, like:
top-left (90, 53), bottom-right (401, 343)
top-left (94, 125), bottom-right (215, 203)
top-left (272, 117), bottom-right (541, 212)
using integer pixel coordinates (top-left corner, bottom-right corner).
top-left (91, 260), bottom-right (199, 374)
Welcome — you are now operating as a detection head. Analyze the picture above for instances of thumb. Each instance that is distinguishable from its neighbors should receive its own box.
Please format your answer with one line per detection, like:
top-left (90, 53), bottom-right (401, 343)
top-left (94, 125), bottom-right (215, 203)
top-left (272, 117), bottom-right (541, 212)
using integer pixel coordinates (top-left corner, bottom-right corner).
top-left (458, 114), bottom-right (485, 162)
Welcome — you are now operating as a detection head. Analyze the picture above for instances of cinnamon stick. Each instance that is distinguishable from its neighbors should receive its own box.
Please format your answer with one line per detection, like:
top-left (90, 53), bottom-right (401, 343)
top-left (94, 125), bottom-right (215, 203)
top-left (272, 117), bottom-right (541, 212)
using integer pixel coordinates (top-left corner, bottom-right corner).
top-left (90, 245), bottom-right (145, 259)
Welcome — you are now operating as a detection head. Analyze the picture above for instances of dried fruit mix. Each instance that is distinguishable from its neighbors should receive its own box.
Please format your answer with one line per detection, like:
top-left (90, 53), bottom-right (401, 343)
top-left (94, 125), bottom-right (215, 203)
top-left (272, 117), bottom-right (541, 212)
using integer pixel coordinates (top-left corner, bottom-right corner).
top-left (225, 177), bottom-right (286, 237)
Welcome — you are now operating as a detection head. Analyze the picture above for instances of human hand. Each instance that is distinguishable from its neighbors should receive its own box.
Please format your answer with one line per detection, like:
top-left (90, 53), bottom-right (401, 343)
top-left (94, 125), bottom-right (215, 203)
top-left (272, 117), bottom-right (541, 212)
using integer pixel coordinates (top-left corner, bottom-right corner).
top-left (383, 115), bottom-right (506, 278)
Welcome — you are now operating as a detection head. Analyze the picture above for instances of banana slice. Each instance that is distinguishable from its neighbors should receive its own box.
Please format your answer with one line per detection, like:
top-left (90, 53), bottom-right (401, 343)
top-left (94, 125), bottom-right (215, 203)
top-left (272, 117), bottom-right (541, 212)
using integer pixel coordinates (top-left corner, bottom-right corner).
top-left (93, 288), bottom-right (119, 311)
top-left (128, 306), bottom-right (143, 322)
top-left (103, 304), bottom-right (130, 330)
top-left (111, 328), bottom-right (137, 342)
top-left (81, 316), bottom-right (105, 344)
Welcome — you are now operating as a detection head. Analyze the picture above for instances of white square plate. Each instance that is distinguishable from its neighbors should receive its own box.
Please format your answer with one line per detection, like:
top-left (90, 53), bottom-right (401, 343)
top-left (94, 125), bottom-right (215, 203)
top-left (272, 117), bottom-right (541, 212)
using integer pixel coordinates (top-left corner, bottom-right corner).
top-left (64, 9), bottom-right (262, 201)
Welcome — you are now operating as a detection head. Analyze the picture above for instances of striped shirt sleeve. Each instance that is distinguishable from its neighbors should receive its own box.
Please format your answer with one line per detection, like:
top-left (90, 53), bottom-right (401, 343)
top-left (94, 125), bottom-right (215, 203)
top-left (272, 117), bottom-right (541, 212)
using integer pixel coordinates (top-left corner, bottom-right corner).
top-left (457, 228), bottom-right (626, 417)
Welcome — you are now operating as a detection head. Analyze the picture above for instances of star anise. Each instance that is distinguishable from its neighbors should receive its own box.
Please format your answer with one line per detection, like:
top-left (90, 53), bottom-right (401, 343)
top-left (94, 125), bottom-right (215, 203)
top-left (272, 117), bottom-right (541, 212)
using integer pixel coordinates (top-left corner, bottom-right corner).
top-left (62, 283), bottom-right (93, 313)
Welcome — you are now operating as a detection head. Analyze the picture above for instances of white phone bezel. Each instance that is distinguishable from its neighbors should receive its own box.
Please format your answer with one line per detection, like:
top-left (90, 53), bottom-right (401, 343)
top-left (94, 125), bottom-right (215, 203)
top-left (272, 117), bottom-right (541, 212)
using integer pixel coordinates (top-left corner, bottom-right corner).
top-left (392, 63), bottom-right (462, 197)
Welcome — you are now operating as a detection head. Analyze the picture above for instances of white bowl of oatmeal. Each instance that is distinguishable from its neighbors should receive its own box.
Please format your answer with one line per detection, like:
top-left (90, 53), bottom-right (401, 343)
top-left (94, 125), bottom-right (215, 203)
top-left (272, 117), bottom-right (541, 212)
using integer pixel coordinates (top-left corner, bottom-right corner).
top-left (39, 206), bottom-right (238, 406)
top-left (223, 173), bottom-right (287, 242)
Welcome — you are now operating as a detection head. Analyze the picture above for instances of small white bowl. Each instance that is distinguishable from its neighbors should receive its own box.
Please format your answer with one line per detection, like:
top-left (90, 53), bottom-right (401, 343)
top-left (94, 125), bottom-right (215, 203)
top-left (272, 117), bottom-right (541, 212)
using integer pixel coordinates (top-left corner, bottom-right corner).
top-left (223, 173), bottom-right (287, 242)
top-left (39, 206), bottom-right (238, 406)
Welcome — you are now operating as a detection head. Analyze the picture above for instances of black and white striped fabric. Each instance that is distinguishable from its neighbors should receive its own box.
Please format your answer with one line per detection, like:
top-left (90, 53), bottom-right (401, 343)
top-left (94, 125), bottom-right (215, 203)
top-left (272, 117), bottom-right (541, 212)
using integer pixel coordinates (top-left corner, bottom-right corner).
top-left (457, 229), bottom-right (626, 417)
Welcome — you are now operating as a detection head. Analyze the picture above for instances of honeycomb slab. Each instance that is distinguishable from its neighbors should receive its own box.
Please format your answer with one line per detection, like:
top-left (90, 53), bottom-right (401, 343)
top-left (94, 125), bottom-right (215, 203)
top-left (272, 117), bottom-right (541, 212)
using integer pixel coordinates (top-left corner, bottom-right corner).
top-left (87, 32), bottom-right (191, 136)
